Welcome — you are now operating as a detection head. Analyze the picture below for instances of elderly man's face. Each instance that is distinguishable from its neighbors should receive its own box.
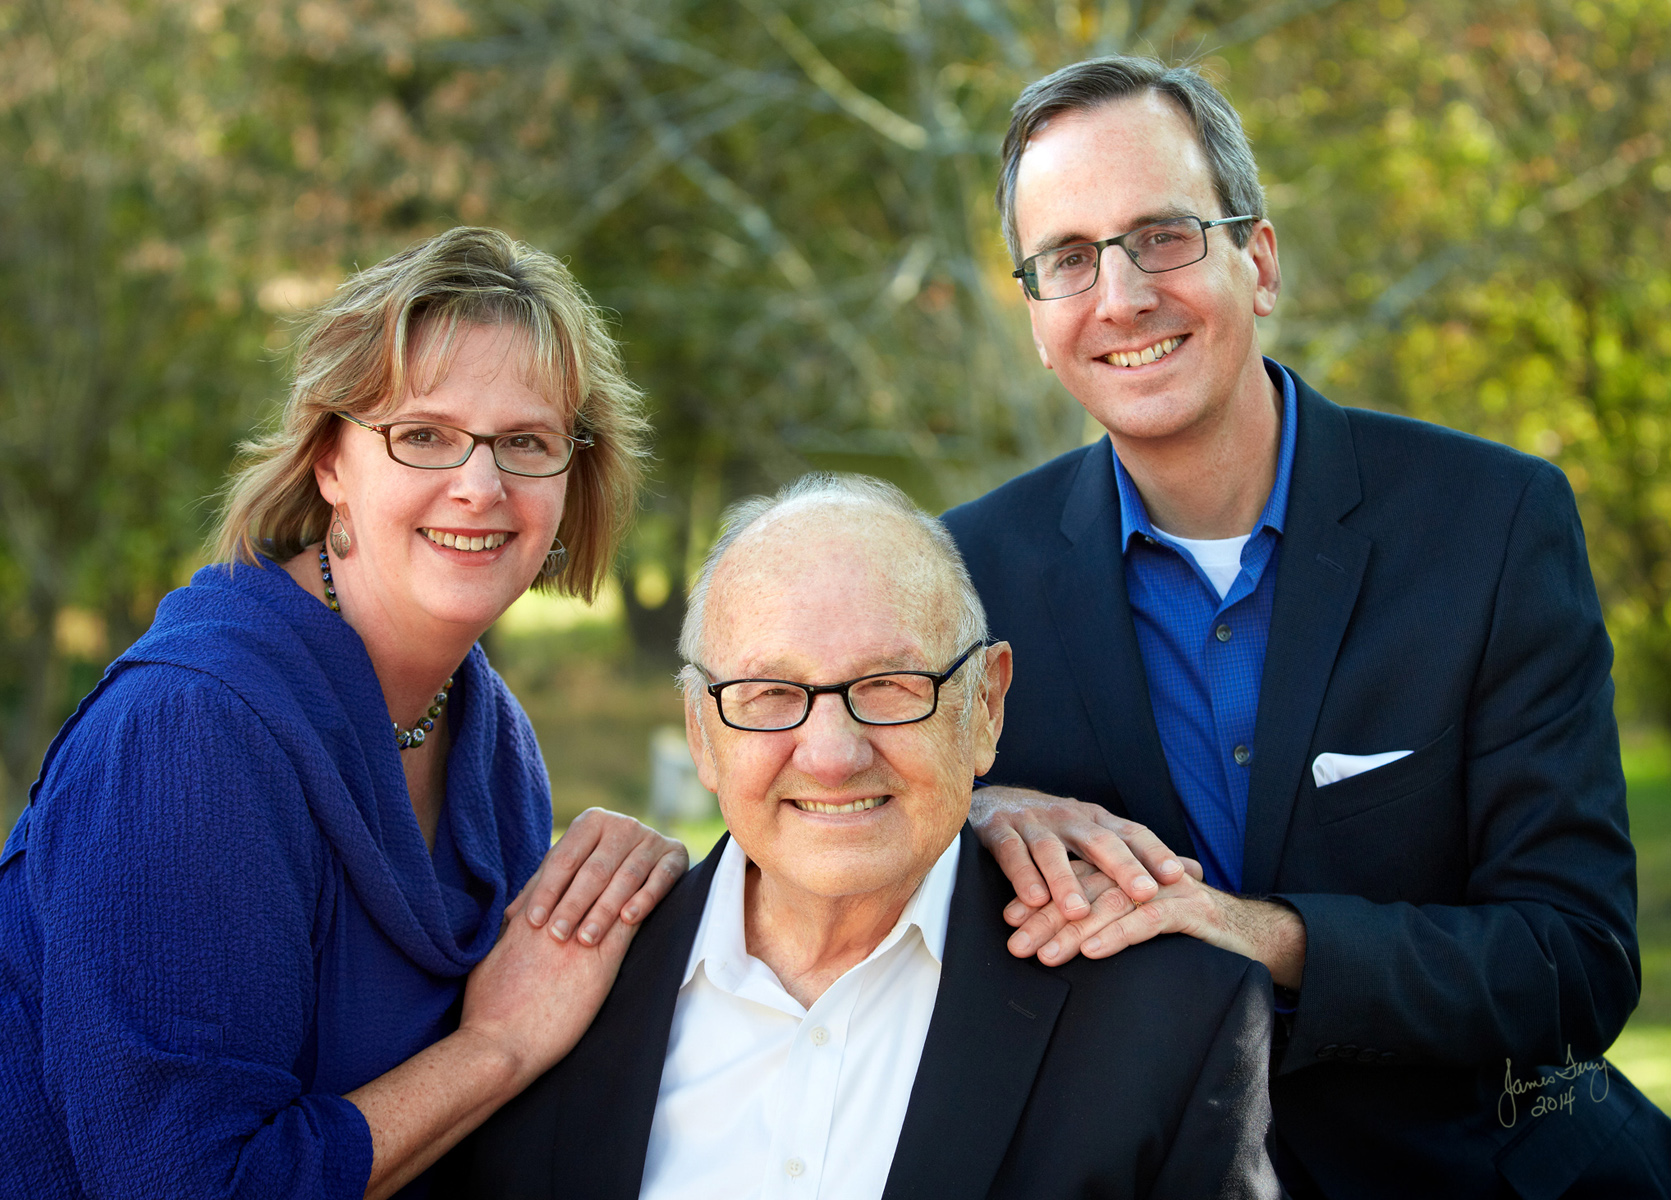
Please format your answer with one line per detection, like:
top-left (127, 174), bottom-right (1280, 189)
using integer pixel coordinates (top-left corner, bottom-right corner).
top-left (686, 509), bottom-right (1009, 903)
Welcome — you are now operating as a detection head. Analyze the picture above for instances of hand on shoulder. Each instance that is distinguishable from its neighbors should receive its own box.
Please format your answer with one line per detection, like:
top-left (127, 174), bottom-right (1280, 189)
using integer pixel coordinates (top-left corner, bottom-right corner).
top-left (974, 786), bottom-right (1305, 987)
top-left (505, 808), bottom-right (689, 945)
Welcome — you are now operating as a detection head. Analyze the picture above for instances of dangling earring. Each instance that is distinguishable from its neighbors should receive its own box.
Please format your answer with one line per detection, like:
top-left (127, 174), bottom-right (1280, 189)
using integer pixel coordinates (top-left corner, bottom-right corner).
top-left (541, 537), bottom-right (569, 578)
top-left (329, 507), bottom-right (352, 557)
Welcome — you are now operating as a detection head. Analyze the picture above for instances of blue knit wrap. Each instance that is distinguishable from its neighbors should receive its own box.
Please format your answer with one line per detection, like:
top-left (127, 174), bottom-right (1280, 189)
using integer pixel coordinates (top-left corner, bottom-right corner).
top-left (0, 559), bottom-right (551, 1198)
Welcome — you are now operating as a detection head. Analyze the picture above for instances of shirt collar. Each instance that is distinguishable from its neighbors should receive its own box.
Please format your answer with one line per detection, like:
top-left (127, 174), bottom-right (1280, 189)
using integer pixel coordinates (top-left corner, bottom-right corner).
top-left (681, 830), bottom-right (963, 991)
top-left (1114, 357), bottom-right (1298, 549)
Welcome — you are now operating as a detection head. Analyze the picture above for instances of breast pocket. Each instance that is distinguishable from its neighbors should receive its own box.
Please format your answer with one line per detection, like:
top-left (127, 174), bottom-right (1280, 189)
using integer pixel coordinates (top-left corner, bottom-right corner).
top-left (1313, 723), bottom-right (1460, 825)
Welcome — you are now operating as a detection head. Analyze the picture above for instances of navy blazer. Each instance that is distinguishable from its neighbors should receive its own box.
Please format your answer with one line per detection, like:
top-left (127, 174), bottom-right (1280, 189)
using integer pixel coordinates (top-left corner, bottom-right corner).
top-left (438, 827), bottom-right (1278, 1200)
top-left (942, 373), bottom-right (1670, 1198)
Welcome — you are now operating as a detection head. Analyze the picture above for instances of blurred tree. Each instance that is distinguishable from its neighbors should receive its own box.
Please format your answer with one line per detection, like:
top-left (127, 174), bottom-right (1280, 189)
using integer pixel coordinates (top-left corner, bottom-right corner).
top-left (0, 0), bottom-right (498, 825)
top-left (0, 0), bottom-right (275, 826)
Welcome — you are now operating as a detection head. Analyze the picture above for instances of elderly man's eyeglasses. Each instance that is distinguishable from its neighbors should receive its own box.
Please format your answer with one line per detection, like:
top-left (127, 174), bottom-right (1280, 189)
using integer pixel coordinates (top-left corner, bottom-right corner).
top-left (338, 411), bottom-right (592, 478)
top-left (1013, 215), bottom-right (1256, 301)
top-left (704, 642), bottom-right (985, 732)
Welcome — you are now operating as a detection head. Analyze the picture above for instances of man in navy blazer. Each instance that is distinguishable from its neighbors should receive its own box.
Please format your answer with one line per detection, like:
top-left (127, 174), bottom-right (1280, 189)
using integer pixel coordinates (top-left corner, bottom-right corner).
top-left (439, 476), bottom-right (1277, 1199)
top-left (942, 55), bottom-right (1671, 1198)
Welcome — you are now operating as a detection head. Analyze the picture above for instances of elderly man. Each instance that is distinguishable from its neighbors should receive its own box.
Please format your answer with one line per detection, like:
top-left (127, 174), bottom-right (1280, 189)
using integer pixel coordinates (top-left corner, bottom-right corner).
top-left (440, 474), bottom-right (1277, 1199)
top-left (944, 53), bottom-right (1671, 1199)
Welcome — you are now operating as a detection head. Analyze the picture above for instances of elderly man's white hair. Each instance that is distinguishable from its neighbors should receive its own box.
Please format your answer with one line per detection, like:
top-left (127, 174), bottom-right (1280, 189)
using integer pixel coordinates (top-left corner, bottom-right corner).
top-left (678, 473), bottom-right (990, 715)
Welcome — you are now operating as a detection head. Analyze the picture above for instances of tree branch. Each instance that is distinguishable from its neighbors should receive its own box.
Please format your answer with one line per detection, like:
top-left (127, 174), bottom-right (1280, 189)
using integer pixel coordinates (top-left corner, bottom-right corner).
top-left (741, 0), bottom-right (929, 150)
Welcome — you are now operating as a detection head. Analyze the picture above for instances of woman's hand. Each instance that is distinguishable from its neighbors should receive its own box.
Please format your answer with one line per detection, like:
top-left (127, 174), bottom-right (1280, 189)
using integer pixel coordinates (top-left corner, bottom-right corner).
top-left (458, 897), bottom-right (637, 1090)
top-left (505, 808), bottom-right (688, 946)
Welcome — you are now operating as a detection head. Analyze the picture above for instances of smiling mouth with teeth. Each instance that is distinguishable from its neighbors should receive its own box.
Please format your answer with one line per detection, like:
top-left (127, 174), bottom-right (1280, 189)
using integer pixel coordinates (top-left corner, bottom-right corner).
top-left (1101, 335), bottom-right (1184, 369)
top-left (422, 528), bottom-right (511, 552)
top-left (792, 796), bottom-right (891, 815)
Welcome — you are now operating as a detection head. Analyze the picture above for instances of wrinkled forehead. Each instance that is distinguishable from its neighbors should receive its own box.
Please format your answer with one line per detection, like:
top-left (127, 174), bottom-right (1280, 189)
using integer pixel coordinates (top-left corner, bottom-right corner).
top-left (704, 504), bottom-right (957, 671)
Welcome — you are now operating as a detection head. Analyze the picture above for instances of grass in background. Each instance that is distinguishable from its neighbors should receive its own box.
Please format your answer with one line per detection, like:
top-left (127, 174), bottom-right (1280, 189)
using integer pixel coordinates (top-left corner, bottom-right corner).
top-left (1612, 736), bottom-right (1671, 1108)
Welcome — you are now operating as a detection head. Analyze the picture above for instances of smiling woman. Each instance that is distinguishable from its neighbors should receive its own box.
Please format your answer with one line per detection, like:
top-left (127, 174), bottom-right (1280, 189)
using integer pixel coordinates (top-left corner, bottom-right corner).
top-left (0, 228), bottom-right (690, 1200)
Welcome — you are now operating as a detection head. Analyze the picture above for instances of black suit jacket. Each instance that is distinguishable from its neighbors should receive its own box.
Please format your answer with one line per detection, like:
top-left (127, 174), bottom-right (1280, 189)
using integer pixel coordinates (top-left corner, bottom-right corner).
top-left (440, 827), bottom-right (1278, 1199)
top-left (941, 371), bottom-right (1670, 1199)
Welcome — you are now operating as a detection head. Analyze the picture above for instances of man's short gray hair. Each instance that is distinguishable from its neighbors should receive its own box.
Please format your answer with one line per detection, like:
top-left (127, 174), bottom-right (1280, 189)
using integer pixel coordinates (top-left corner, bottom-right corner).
top-left (678, 473), bottom-right (989, 716)
top-left (996, 54), bottom-right (1266, 265)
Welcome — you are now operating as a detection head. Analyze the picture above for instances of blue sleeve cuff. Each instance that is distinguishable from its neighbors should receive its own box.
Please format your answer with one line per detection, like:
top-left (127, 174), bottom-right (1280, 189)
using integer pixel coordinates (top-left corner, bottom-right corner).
top-left (309, 1093), bottom-right (375, 1200)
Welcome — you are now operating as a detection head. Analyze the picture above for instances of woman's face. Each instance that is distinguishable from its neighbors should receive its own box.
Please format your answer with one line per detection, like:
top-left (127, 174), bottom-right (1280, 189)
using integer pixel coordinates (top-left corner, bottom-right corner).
top-left (315, 321), bottom-right (570, 640)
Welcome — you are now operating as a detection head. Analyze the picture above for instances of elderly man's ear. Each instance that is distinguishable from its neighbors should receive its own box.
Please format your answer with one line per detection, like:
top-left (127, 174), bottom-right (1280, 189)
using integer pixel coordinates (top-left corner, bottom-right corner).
top-left (972, 642), bottom-right (1014, 777)
top-left (685, 695), bottom-right (720, 795)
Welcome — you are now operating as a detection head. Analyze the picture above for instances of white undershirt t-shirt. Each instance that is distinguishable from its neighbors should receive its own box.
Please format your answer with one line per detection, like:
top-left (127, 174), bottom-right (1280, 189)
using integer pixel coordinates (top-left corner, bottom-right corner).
top-left (638, 834), bottom-right (961, 1200)
top-left (1152, 526), bottom-right (1251, 601)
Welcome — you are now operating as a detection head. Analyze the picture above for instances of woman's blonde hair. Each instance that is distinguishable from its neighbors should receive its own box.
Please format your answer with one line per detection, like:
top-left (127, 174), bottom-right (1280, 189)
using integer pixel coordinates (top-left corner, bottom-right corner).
top-left (216, 226), bottom-right (649, 601)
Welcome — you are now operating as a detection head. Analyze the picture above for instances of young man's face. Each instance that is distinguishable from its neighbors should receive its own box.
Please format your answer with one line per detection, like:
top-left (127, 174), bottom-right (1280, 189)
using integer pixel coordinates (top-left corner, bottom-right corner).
top-left (1013, 91), bottom-right (1281, 448)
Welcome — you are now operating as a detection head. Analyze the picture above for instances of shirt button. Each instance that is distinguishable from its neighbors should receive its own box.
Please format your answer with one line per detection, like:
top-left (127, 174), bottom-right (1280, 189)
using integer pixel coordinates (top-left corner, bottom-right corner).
top-left (1216, 624), bottom-right (1232, 642)
top-left (809, 1026), bottom-right (830, 1046)
top-left (1234, 745), bottom-right (1251, 766)
top-left (785, 1157), bottom-right (806, 1177)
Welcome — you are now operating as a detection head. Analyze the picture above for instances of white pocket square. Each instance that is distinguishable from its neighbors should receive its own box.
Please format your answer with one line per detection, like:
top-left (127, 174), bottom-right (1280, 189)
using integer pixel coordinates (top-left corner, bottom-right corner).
top-left (1312, 750), bottom-right (1413, 788)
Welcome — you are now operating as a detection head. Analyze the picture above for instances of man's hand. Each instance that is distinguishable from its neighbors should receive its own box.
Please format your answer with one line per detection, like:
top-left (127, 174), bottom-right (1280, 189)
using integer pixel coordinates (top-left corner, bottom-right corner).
top-left (1009, 864), bottom-right (1307, 988)
top-left (1002, 860), bottom-right (1144, 965)
top-left (505, 808), bottom-right (689, 946)
top-left (971, 785), bottom-right (1194, 921)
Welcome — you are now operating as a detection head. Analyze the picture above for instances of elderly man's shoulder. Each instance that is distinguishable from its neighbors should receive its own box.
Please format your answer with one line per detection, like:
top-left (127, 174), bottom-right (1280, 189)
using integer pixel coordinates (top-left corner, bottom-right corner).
top-left (963, 843), bottom-right (1272, 1044)
top-left (1050, 930), bottom-right (1273, 1067)
top-left (1056, 925), bottom-right (1269, 995)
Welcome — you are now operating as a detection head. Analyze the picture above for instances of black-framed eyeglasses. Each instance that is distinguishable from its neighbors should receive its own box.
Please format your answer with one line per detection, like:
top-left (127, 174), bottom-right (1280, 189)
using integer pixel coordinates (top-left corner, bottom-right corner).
top-left (338, 411), bottom-right (593, 478)
top-left (1013, 215), bottom-right (1257, 301)
top-left (703, 641), bottom-right (986, 732)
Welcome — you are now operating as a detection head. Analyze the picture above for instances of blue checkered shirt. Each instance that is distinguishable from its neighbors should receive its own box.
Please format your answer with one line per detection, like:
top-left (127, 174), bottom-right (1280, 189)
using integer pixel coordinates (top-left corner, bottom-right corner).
top-left (1114, 360), bottom-right (1298, 892)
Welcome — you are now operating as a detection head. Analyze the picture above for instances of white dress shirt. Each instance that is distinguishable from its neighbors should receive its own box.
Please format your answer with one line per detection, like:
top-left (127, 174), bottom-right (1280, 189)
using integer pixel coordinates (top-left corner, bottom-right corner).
top-left (638, 834), bottom-right (961, 1200)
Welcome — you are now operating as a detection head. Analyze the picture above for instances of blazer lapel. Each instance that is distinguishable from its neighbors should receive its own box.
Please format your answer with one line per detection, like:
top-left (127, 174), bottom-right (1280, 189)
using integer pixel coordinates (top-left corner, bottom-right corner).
top-left (1241, 381), bottom-right (1370, 893)
top-left (1041, 439), bottom-right (1197, 858)
top-left (883, 826), bottom-right (1070, 1200)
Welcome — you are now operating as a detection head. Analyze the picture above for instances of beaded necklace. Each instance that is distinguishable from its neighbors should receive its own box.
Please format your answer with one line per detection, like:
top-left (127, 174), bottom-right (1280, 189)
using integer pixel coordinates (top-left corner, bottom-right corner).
top-left (318, 546), bottom-right (454, 751)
